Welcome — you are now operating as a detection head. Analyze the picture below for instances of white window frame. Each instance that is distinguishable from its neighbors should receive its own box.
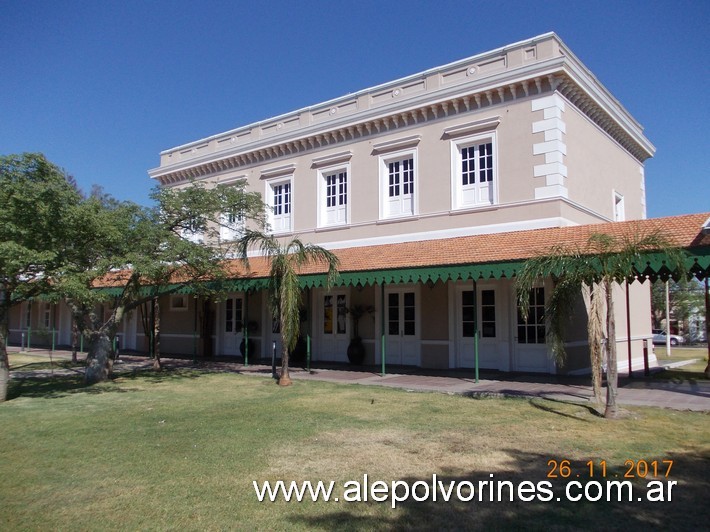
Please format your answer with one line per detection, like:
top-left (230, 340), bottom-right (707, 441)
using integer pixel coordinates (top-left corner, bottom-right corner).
top-left (267, 177), bottom-right (293, 234)
top-left (43, 303), bottom-right (52, 329)
top-left (378, 148), bottom-right (418, 220)
top-left (170, 294), bottom-right (188, 312)
top-left (224, 296), bottom-right (243, 332)
top-left (220, 208), bottom-right (245, 241)
top-left (317, 163), bottom-right (350, 228)
top-left (323, 292), bottom-right (348, 336)
top-left (451, 131), bottom-right (498, 209)
top-left (181, 217), bottom-right (205, 244)
top-left (613, 191), bottom-right (625, 222)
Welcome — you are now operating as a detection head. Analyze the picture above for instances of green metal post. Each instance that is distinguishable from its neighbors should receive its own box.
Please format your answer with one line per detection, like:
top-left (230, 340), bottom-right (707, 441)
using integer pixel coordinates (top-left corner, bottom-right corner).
top-left (244, 292), bottom-right (249, 366)
top-left (27, 327), bottom-right (31, 351)
top-left (381, 282), bottom-right (386, 377)
top-left (192, 296), bottom-right (198, 364)
top-left (473, 279), bottom-right (479, 383)
top-left (307, 335), bottom-right (311, 372)
top-left (306, 287), bottom-right (311, 372)
top-left (150, 298), bottom-right (155, 359)
top-left (52, 328), bottom-right (56, 352)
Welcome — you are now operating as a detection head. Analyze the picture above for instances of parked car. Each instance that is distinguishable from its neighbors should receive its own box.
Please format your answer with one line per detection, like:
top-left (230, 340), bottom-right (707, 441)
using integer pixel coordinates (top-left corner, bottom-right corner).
top-left (652, 329), bottom-right (685, 346)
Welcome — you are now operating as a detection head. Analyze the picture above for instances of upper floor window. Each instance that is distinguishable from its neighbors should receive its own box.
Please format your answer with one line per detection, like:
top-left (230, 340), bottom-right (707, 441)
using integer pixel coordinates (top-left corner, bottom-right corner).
top-left (380, 151), bottom-right (416, 219)
top-left (319, 166), bottom-right (349, 227)
top-left (452, 134), bottom-right (496, 209)
top-left (182, 217), bottom-right (205, 243)
top-left (269, 179), bottom-right (292, 233)
top-left (220, 208), bottom-right (245, 241)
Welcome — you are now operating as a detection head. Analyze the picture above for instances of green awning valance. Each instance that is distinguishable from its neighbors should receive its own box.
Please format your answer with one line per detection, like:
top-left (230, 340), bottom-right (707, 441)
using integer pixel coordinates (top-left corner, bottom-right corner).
top-left (299, 260), bottom-right (524, 289)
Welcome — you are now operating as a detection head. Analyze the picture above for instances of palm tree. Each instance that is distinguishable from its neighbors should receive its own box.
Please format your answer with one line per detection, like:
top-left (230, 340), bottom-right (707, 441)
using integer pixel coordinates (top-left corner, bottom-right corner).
top-left (516, 229), bottom-right (685, 418)
top-left (238, 231), bottom-right (339, 386)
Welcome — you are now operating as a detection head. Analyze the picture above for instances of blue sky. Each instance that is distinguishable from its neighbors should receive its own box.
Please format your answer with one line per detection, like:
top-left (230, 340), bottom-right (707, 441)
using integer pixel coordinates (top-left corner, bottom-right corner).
top-left (1, 0), bottom-right (708, 218)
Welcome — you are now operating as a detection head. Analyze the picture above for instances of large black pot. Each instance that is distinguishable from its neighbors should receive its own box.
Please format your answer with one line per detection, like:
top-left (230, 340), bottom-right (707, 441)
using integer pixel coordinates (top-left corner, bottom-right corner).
top-left (347, 337), bottom-right (366, 365)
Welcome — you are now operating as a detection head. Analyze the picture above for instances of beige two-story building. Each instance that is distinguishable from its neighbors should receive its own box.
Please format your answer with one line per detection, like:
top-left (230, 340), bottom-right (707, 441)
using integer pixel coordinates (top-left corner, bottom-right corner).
top-left (16, 33), bottom-right (707, 374)
top-left (139, 32), bottom-right (661, 374)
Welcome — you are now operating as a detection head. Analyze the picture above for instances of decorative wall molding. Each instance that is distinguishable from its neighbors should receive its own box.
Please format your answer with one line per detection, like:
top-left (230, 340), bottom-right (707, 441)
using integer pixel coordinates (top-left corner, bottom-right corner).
top-left (532, 93), bottom-right (568, 199)
top-left (149, 34), bottom-right (654, 186)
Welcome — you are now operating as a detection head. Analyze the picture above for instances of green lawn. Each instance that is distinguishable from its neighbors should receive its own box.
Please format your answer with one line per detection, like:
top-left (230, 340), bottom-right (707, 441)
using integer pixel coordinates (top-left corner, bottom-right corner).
top-left (1, 356), bottom-right (708, 531)
top-left (653, 347), bottom-right (709, 382)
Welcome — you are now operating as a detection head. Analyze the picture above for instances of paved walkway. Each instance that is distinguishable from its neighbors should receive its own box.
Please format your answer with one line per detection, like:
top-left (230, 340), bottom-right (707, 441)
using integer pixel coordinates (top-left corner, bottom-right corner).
top-left (8, 348), bottom-right (710, 411)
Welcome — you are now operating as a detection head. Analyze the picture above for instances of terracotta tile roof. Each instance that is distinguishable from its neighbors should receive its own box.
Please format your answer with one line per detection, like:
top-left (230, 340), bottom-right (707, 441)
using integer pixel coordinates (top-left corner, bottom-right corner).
top-left (227, 212), bottom-right (710, 278)
top-left (95, 212), bottom-right (710, 287)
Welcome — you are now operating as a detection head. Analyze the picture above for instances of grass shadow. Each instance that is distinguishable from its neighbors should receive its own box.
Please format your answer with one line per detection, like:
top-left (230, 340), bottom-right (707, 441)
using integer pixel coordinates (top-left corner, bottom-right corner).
top-left (7, 375), bottom-right (138, 400)
top-left (652, 370), bottom-right (708, 384)
top-left (10, 360), bottom-right (84, 372)
top-left (289, 447), bottom-right (710, 530)
top-left (529, 396), bottom-right (601, 420)
top-left (7, 362), bottom-right (209, 400)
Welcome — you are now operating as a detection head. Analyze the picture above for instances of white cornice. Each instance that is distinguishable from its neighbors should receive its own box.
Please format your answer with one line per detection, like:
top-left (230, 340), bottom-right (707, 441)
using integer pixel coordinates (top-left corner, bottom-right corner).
top-left (310, 150), bottom-right (353, 168)
top-left (371, 135), bottom-right (422, 154)
top-left (443, 116), bottom-right (501, 138)
top-left (158, 32), bottom-right (559, 157)
top-left (150, 56), bottom-right (570, 178)
top-left (149, 33), bottom-right (655, 185)
top-left (259, 164), bottom-right (296, 180)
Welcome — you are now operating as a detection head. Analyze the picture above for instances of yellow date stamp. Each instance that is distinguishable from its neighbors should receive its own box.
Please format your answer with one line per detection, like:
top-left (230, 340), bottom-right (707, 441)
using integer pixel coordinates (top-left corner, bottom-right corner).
top-left (547, 459), bottom-right (674, 479)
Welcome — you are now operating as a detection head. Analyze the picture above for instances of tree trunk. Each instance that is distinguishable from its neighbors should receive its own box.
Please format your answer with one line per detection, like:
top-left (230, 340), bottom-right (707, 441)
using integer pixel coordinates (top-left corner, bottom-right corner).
top-left (279, 342), bottom-right (292, 386)
top-left (588, 284), bottom-right (604, 406)
top-left (84, 331), bottom-right (113, 384)
top-left (153, 298), bottom-right (161, 371)
top-left (604, 279), bottom-right (619, 419)
top-left (71, 321), bottom-right (79, 364)
top-left (0, 310), bottom-right (9, 402)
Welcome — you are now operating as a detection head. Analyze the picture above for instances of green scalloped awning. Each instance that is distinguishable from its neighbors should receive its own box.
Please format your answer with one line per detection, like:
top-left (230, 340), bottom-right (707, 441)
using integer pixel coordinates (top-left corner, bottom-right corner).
top-left (298, 260), bottom-right (524, 289)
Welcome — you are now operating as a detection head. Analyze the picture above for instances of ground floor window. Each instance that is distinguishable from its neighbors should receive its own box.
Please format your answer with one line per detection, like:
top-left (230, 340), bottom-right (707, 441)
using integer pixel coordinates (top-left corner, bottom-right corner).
top-left (225, 297), bottom-right (243, 333)
top-left (461, 289), bottom-right (496, 338)
top-left (388, 291), bottom-right (415, 336)
top-left (481, 289), bottom-right (496, 337)
top-left (43, 303), bottom-right (51, 329)
top-left (461, 290), bottom-right (475, 337)
top-left (323, 294), bottom-right (347, 335)
top-left (517, 287), bottom-right (545, 344)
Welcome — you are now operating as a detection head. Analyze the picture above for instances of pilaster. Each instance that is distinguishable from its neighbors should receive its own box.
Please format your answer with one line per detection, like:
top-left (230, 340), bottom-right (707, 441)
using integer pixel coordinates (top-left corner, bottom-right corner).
top-left (532, 93), bottom-right (568, 199)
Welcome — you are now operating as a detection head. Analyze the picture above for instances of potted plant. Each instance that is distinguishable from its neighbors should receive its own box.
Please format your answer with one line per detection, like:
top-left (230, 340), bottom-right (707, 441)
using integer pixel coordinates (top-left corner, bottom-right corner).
top-left (346, 304), bottom-right (373, 365)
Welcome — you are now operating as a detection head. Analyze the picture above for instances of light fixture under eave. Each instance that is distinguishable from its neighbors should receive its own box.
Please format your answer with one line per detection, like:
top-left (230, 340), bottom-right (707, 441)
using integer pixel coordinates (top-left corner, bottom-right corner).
top-left (701, 216), bottom-right (710, 235)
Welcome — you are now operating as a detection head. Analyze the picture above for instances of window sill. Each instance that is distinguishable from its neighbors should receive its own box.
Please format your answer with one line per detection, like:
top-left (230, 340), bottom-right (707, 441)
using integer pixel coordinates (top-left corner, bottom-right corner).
top-left (448, 204), bottom-right (499, 216)
top-left (376, 215), bottom-right (420, 226)
top-left (315, 224), bottom-right (350, 234)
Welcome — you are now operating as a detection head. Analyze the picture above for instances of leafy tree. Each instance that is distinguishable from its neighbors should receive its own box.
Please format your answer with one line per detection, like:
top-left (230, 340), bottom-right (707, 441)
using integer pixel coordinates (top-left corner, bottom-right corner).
top-left (516, 229), bottom-right (685, 418)
top-left (0, 153), bottom-right (84, 402)
top-left (650, 278), bottom-right (705, 336)
top-left (57, 181), bottom-right (266, 384)
top-left (237, 232), bottom-right (339, 386)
